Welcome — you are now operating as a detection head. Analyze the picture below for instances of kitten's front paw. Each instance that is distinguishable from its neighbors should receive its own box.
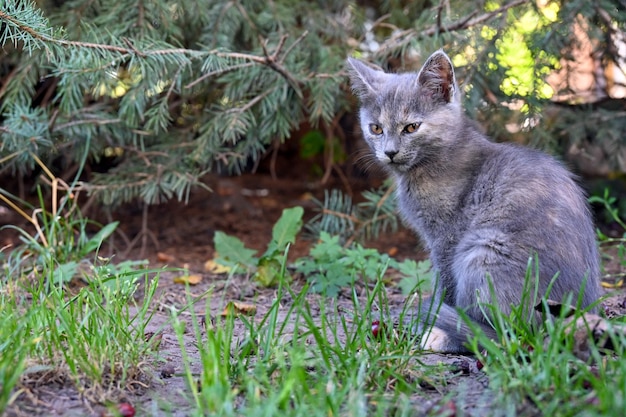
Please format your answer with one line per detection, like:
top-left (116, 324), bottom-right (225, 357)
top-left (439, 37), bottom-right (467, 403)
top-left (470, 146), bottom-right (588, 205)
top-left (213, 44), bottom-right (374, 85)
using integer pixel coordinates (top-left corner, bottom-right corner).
top-left (420, 326), bottom-right (452, 351)
top-left (420, 326), bottom-right (468, 353)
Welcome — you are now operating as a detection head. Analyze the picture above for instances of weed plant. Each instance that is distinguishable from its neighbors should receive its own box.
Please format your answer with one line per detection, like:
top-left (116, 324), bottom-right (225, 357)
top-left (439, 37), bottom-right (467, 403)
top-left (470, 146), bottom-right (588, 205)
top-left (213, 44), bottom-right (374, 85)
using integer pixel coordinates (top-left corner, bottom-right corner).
top-left (170, 255), bottom-right (454, 417)
top-left (1, 247), bottom-right (159, 413)
top-left (0, 170), bottom-right (160, 413)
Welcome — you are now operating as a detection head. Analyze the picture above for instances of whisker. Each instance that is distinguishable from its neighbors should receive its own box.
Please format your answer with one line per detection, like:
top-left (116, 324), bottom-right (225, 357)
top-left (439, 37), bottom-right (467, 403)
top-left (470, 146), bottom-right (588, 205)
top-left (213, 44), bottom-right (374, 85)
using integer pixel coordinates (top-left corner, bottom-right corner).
top-left (352, 150), bottom-right (385, 177)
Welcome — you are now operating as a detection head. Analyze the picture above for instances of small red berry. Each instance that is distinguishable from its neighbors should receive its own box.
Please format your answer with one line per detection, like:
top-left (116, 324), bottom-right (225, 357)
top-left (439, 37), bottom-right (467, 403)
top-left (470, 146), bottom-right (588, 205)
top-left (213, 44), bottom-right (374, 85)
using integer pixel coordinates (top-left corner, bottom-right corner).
top-left (439, 400), bottom-right (457, 417)
top-left (117, 403), bottom-right (136, 417)
top-left (371, 320), bottom-right (388, 339)
top-left (371, 320), bottom-right (381, 338)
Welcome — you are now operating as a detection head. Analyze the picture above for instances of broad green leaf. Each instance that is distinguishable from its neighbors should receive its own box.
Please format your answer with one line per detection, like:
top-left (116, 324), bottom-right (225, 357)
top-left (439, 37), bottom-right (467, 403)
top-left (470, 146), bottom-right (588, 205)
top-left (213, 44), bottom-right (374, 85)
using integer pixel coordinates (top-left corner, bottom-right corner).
top-left (272, 206), bottom-right (304, 249)
top-left (254, 257), bottom-right (287, 287)
top-left (263, 206), bottom-right (304, 258)
top-left (53, 261), bottom-right (78, 284)
top-left (214, 231), bottom-right (257, 269)
top-left (309, 232), bottom-right (340, 261)
top-left (397, 259), bottom-right (432, 295)
top-left (82, 221), bottom-right (119, 254)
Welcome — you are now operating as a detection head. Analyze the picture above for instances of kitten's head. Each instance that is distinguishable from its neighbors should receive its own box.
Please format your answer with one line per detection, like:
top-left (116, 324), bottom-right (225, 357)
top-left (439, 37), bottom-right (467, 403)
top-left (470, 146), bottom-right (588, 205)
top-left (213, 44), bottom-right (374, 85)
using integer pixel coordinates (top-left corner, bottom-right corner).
top-left (347, 50), bottom-right (462, 173)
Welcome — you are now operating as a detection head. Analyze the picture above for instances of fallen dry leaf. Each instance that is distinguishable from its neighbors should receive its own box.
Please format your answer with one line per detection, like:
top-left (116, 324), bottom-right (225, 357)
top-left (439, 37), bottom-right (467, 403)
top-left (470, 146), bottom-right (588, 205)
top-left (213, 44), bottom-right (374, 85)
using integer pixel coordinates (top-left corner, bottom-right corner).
top-left (204, 259), bottom-right (231, 274)
top-left (221, 301), bottom-right (257, 317)
top-left (173, 274), bottom-right (203, 285)
top-left (601, 279), bottom-right (624, 289)
top-left (157, 252), bottom-right (176, 263)
top-left (536, 299), bottom-right (626, 361)
top-left (298, 191), bottom-right (314, 201)
top-left (563, 313), bottom-right (622, 361)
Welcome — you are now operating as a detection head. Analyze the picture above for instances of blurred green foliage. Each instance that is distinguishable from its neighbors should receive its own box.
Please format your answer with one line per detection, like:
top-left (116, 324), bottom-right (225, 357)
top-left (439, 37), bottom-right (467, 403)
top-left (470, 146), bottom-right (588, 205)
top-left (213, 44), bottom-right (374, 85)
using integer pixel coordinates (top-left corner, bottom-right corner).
top-left (1, 0), bottom-right (625, 210)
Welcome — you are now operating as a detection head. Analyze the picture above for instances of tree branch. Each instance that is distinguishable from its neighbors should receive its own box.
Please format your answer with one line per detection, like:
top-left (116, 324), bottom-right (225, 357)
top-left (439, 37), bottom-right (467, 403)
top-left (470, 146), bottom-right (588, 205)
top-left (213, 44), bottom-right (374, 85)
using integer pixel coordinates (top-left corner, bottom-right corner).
top-left (1, 7), bottom-right (308, 97)
top-left (421, 0), bottom-right (529, 37)
top-left (185, 62), bottom-right (255, 89)
top-left (53, 117), bottom-right (122, 132)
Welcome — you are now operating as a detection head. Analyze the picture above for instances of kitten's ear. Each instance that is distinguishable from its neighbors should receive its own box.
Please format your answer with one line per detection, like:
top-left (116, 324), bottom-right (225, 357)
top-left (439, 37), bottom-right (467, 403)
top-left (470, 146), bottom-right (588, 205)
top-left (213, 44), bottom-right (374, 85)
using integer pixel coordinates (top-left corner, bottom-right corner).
top-left (346, 57), bottom-right (387, 98)
top-left (416, 50), bottom-right (458, 104)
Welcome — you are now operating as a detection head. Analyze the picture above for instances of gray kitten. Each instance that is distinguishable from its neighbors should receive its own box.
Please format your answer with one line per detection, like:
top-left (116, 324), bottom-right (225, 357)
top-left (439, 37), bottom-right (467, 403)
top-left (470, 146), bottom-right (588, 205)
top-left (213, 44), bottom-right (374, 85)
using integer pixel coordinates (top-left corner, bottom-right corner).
top-left (347, 50), bottom-right (601, 352)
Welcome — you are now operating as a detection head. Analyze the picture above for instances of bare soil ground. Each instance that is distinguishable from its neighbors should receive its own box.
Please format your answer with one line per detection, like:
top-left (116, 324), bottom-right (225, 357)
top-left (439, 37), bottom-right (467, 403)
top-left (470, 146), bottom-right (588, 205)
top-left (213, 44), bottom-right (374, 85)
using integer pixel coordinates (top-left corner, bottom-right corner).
top-left (4, 171), bottom-right (626, 416)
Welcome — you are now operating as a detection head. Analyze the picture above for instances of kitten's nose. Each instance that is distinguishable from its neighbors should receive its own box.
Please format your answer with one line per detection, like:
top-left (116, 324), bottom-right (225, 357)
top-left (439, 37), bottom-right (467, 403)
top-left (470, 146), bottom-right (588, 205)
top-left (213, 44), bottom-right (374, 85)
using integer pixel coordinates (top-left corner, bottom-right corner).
top-left (385, 150), bottom-right (398, 161)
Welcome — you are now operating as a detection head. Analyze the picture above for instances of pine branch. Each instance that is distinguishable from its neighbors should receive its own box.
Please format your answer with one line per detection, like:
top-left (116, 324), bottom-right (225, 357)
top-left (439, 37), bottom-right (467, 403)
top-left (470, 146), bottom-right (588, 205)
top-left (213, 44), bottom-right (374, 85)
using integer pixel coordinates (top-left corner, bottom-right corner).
top-left (421, 0), bottom-right (529, 36)
top-left (306, 185), bottom-right (399, 245)
top-left (3, 0), bottom-right (625, 222)
top-left (373, 0), bottom-right (529, 55)
top-left (0, 5), bottom-right (308, 89)
top-left (52, 118), bottom-right (122, 132)
top-left (0, 7), bottom-right (54, 42)
top-left (185, 62), bottom-right (255, 89)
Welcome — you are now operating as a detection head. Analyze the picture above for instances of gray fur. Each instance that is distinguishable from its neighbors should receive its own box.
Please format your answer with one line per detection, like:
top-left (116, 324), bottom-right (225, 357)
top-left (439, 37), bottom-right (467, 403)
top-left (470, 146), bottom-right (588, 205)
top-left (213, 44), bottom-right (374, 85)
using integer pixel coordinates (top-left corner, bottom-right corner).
top-left (347, 50), bottom-right (601, 352)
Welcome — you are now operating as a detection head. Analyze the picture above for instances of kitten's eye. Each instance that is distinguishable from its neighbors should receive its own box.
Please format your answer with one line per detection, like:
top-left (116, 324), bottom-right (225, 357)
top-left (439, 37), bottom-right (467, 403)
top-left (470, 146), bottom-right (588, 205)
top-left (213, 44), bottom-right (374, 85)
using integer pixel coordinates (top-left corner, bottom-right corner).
top-left (403, 123), bottom-right (420, 134)
top-left (369, 124), bottom-right (383, 135)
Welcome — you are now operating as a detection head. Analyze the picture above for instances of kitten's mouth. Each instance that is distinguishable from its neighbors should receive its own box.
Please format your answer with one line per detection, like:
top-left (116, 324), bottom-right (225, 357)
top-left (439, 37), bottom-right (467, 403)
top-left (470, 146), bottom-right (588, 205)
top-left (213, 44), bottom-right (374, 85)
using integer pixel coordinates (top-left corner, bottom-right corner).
top-left (383, 153), bottom-right (408, 166)
top-left (380, 148), bottom-right (427, 171)
top-left (387, 159), bottom-right (411, 171)
top-left (386, 154), bottom-right (428, 172)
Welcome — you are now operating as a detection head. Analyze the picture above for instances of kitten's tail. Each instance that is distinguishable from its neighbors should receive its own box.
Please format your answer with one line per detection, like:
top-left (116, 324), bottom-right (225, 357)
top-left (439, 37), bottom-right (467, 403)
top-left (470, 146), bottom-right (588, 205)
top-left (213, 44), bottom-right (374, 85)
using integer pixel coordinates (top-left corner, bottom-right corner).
top-left (408, 297), bottom-right (498, 353)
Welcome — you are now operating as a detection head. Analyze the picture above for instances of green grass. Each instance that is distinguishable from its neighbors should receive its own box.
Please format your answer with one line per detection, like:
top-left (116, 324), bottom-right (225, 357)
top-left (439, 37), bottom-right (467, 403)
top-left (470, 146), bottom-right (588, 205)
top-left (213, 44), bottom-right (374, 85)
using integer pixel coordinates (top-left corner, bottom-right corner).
top-left (0, 255), bottom-right (159, 407)
top-left (2, 184), bottom-right (626, 416)
top-left (0, 181), bottom-right (160, 413)
top-left (474, 314), bottom-right (622, 417)
top-left (468, 268), bottom-right (626, 417)
top-left (4, 229), bottom-right (626, 416)
top-left (161, 259), bottom-right (626, 417)
top-left (169, 276), bottom-right (444, 417)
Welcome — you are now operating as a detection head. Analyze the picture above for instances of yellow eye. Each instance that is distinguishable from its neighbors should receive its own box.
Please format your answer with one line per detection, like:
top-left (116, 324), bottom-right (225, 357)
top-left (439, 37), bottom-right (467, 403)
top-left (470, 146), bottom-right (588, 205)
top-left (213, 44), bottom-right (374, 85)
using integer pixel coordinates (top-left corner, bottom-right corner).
top-left (403, 123), bottom-right (420, 134)
top-left (369, 124), bottom-right (383, 135)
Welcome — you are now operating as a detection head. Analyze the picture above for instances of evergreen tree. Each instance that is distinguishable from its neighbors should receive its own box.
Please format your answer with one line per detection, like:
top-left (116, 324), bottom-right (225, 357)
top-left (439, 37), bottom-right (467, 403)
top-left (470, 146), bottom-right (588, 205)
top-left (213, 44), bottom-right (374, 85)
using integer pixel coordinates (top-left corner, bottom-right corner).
top-left (1, 0), bottom-right (625, 241)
